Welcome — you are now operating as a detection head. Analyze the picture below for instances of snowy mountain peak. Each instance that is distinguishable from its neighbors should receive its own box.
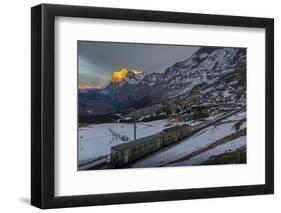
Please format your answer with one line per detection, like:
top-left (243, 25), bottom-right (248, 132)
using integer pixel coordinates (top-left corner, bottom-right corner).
top-left (79, 46), bottom-right (246, 115)
top-left (125, 71), bottom-right (144, 84)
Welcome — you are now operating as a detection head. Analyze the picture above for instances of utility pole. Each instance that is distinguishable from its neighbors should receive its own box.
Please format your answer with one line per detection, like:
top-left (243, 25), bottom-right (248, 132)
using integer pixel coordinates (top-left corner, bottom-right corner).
top-left (189, 107), bottom-right (192, 127)
top-left (133, 111), bottom-right (136, 141)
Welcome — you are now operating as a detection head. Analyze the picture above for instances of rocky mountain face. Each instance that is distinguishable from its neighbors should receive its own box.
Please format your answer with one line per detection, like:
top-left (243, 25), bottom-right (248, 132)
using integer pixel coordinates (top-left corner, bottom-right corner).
top-left (79, 47), bottom-right (246, 115)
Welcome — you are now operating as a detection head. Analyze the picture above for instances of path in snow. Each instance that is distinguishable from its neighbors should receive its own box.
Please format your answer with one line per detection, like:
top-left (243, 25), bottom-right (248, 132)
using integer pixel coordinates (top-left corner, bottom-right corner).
top-left (168, 136), bottom-right (246, 166)
top-left (130, 111), bottom-right (246, 168)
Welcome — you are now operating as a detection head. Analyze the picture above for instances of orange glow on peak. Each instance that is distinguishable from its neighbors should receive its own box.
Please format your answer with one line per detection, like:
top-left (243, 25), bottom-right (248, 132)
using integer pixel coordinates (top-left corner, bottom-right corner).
top-left (112, 68), bottom-right (129, 83)
top-left (131, 69), bottom-right (142, 75)
top-left (79, 85), bottom-right (102, 89)
top-left (112, 68), bottom-right (142, 83)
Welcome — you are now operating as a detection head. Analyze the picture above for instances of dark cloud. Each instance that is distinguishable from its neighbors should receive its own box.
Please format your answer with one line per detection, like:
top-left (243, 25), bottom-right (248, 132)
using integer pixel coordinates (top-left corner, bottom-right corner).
top-left (79, 72), bottom-right (107, 86)
top-left (78, 41), bottom-right (199, 86)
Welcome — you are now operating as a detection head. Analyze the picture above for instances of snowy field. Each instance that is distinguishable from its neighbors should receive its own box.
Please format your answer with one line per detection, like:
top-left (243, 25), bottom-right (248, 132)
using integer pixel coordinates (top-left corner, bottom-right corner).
top-left (168, 136), bottom-right (246, 166)
top-left (130, 111), bottom-right (246, 168)
top-left (79, 119), bottom-right (190, 164)
top-left (78, 110), bottom-right (246, 168)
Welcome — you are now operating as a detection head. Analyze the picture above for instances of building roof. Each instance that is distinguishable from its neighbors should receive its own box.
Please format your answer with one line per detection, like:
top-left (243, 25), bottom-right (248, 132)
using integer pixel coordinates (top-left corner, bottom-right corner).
top-left (112, 135), bottom-right (159, 151)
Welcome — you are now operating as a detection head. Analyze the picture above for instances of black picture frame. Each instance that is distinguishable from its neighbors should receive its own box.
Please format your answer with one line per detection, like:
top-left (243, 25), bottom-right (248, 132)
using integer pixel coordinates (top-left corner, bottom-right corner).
top-left (31, 3), bottom-right (274, 209)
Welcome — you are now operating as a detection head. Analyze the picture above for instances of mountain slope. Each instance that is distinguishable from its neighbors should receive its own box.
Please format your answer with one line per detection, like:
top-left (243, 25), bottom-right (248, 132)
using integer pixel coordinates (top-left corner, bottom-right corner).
top-left (79, 46), bottom-right (246, 115)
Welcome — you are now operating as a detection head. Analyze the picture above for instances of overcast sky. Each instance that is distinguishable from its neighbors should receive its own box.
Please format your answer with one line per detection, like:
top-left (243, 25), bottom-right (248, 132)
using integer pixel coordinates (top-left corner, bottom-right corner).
top-left (78, 41), bottom-right (199, 87)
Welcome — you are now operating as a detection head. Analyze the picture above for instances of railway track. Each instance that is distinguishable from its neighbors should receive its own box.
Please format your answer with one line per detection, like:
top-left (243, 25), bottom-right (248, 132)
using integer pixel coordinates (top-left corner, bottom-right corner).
top-left (126, 108), bottom-right (245, 168)
top-left (83, 108), bottom-right (245, 170)
top-left (190, 107), bottom-right (246, 137)
top-left (79, 157), bottom-right (108, 170)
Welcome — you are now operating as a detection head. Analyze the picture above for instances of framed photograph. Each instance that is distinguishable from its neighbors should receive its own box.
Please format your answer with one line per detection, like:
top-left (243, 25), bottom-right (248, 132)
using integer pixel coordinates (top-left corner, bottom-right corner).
top-left (31, 4), bottom-right (274, 209)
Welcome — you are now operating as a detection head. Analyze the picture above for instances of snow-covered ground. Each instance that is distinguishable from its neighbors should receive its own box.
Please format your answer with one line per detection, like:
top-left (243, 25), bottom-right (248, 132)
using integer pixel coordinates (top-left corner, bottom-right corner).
top-left (78, 110), bottom-right (246, 168)
top-left (225, 110), bottom-right (246, 121)
top-left (79, 119), bottom-right (191, 164)
top-left (168, 136), bottom-right (246, 166)
top-left (130, 111), bottom-right (246, 168)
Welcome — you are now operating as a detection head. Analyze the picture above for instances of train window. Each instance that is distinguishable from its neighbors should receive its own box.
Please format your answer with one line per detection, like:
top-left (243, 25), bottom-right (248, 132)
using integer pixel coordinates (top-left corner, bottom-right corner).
top-left (136, 144), bottom-right (144, 152)
top-left (144, 142), bottom-right (154, 149)
top-left (130, 147), bottom-right (137, 154)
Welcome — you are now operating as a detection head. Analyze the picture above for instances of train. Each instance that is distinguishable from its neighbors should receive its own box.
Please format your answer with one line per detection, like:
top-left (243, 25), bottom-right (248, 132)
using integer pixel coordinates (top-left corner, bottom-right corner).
top-left (110, 124), bottom-right (191, 168)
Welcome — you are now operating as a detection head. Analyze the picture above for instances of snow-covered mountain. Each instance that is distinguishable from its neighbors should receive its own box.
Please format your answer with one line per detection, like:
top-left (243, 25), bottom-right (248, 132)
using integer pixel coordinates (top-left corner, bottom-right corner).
top-left (149, 47), bottom-right (246, 99)
top-left (79, 47), bottom-right (246, 115)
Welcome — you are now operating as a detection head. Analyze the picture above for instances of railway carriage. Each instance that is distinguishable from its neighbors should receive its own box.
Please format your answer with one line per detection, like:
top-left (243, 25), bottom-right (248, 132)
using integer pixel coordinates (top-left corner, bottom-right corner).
top-left (160, 124), bottom-right (191, 145)
top-left (110, 124), bottom-right (191, 168)
top-left (111, 135), bottom-right (161, 167)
